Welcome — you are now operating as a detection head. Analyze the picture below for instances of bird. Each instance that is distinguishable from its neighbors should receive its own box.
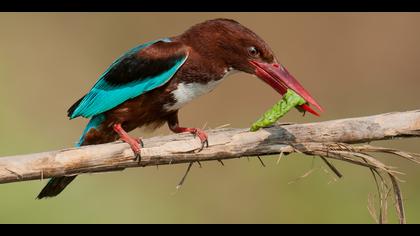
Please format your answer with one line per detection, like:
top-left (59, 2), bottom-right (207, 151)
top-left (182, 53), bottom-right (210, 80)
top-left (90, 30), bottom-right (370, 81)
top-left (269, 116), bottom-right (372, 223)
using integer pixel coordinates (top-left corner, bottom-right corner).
top-left (36, 18), bottom-right (323, 199)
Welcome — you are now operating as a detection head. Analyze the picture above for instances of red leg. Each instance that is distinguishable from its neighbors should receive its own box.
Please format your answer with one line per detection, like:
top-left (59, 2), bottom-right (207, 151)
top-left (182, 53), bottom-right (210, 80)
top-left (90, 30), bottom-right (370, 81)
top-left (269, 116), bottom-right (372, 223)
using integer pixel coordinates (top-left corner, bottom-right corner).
top-left (167, 111), bottom-right (209, 151)
top-left (113, 123), bottom-right (143, 162)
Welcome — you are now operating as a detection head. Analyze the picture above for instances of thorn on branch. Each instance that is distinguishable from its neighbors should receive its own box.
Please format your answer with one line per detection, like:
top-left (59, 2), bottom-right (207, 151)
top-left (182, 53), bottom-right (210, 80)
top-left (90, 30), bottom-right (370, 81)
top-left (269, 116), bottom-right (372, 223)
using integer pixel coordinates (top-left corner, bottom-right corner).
top-left (276, 152), bottom-right (284, 165)
top-left (319, 156), bottom-right (343, 178)
top-left (176, 162), bottom-right (194, 190)
top-left (257, 156), bottom-right (266, 167)
top-left (217, 160), bottom-right (225, 166)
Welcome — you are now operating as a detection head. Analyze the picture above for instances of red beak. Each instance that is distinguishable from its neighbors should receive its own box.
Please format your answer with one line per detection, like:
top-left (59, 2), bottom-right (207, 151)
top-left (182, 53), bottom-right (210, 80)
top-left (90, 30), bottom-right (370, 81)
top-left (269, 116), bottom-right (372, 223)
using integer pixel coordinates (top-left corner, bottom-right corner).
top-left (250, 60), bottom-right (324, 116)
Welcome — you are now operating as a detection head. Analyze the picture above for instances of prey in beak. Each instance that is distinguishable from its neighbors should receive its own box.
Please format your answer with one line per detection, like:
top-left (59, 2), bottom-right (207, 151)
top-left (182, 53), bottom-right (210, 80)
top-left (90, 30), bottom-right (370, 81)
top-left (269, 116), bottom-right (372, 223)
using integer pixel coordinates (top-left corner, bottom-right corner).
top-left (250, 60), bottom-right (323, 116)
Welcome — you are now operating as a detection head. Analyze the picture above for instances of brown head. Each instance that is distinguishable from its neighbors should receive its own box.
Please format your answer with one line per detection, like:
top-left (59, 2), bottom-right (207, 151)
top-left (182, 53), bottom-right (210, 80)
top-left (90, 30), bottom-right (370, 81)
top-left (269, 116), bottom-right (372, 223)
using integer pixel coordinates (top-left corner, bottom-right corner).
top-left (179, 18), bottom-right (323, 114)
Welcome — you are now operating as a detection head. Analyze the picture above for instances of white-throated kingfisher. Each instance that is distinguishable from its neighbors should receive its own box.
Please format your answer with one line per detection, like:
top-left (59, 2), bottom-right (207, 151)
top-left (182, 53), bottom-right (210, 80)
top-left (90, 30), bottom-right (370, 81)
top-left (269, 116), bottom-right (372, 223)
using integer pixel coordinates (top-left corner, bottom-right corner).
top-left (37, 18), bottom-right (323, 199)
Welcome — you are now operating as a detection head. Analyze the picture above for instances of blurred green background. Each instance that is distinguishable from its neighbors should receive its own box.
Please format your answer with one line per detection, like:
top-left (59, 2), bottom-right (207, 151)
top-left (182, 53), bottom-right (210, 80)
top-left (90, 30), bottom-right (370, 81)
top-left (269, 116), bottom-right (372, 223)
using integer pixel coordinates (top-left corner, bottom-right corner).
top-left (0, 13), bottom-right (419, 224)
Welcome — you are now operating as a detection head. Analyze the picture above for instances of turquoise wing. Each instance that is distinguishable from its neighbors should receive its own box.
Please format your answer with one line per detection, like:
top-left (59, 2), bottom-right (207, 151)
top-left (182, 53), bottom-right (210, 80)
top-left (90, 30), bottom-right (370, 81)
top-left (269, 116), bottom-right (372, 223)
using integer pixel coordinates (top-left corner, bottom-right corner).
top-left (68, 38), bottom-right (188, 119)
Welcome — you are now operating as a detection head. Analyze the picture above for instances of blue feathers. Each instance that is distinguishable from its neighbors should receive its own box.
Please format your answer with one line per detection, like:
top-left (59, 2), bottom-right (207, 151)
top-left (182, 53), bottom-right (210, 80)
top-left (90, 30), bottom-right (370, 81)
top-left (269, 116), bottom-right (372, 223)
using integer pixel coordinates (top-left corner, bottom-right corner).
top-left (76, 114), bottom-right (106, 146)
top-left (69, 57), bottom-right (186, 118)
top-left (69, 38), bottom-right (188, 119)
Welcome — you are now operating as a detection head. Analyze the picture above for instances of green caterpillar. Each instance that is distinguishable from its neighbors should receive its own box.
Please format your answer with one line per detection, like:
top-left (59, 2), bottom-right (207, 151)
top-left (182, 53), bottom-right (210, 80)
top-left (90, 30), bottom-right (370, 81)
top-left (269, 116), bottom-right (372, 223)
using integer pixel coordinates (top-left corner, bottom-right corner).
top-left (250, 89), bottom-right (306, 132)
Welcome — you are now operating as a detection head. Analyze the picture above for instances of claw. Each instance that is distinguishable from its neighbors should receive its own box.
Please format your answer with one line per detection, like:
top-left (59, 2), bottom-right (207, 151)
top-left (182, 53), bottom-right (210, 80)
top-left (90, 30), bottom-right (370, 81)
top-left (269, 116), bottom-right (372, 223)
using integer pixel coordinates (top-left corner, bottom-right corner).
top-left (168, 120), bottom-right (209, 152)
top-left (192, 128), bottom-right (208, 153)
top-left (197, 144), bottom-right (205, 153)
top-left (113, 123), bottom-right (143, 164)
top-left (197, 138), bottom-right (209, 152)
top-left (138, 138), bottom-right (145, 148)
top-left (134, 151), bottom-right (142, 163)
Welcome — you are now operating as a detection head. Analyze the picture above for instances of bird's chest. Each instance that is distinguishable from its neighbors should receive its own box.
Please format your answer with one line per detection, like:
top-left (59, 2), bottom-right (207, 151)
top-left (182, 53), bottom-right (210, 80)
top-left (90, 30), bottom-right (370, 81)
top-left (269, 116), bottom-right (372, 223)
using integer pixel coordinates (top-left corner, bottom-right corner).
top-left (163, 79), bottom-right (223, 111)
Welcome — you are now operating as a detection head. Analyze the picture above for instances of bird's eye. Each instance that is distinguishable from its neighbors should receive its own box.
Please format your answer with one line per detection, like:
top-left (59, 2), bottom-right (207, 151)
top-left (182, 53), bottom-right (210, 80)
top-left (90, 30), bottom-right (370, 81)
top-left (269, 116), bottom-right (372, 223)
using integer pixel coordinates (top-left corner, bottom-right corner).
top-left (248, 46), bottom-right (260, 57)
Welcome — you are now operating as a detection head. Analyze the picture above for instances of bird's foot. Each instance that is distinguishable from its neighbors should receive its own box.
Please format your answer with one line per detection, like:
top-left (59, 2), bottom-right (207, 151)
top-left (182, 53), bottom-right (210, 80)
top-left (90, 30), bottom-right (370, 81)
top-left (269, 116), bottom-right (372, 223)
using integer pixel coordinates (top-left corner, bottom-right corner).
top-left (113, 123), bottom-right (143, 163)
top-left (190, 128), bottom-right (209, 152)
top-left (123, 136), bottom-right (143, 163)
top-left (168, 118), bottom-right (209, 152)
top-left (192, 129), bottom-right (209, 152)
top-left (171, 127), bottom-right (209, 152)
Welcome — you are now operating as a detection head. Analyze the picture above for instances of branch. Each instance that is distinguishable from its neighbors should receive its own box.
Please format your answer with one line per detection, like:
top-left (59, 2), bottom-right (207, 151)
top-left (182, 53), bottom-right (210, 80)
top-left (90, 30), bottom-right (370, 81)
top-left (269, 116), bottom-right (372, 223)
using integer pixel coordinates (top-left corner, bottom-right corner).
top-left (1, 110), bottom-right (419, 184)
top-left (2, 110), bottom-right (420, 223)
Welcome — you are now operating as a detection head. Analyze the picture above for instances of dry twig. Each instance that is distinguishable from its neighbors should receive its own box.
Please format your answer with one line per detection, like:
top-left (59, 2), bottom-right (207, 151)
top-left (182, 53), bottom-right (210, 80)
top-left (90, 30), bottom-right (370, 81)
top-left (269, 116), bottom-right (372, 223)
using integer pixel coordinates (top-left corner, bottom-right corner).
top-left (1, 110), bottom-right (420, 223)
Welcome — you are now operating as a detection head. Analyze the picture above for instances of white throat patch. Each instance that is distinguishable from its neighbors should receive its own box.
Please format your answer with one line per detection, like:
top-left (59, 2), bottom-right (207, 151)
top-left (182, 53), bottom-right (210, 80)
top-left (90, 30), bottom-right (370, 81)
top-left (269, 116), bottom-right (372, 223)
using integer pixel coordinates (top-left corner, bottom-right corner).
top-left (164, 68), bottom-right (237, 111)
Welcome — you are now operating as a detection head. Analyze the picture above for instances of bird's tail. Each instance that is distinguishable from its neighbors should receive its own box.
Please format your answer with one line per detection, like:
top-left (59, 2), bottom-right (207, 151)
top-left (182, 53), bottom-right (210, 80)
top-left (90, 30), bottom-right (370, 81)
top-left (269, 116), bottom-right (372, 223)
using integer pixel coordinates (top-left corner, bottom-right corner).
top-left (37, 114), bottom-right (106, 199)
top-left (37, 176), bottom-right (77, 199)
